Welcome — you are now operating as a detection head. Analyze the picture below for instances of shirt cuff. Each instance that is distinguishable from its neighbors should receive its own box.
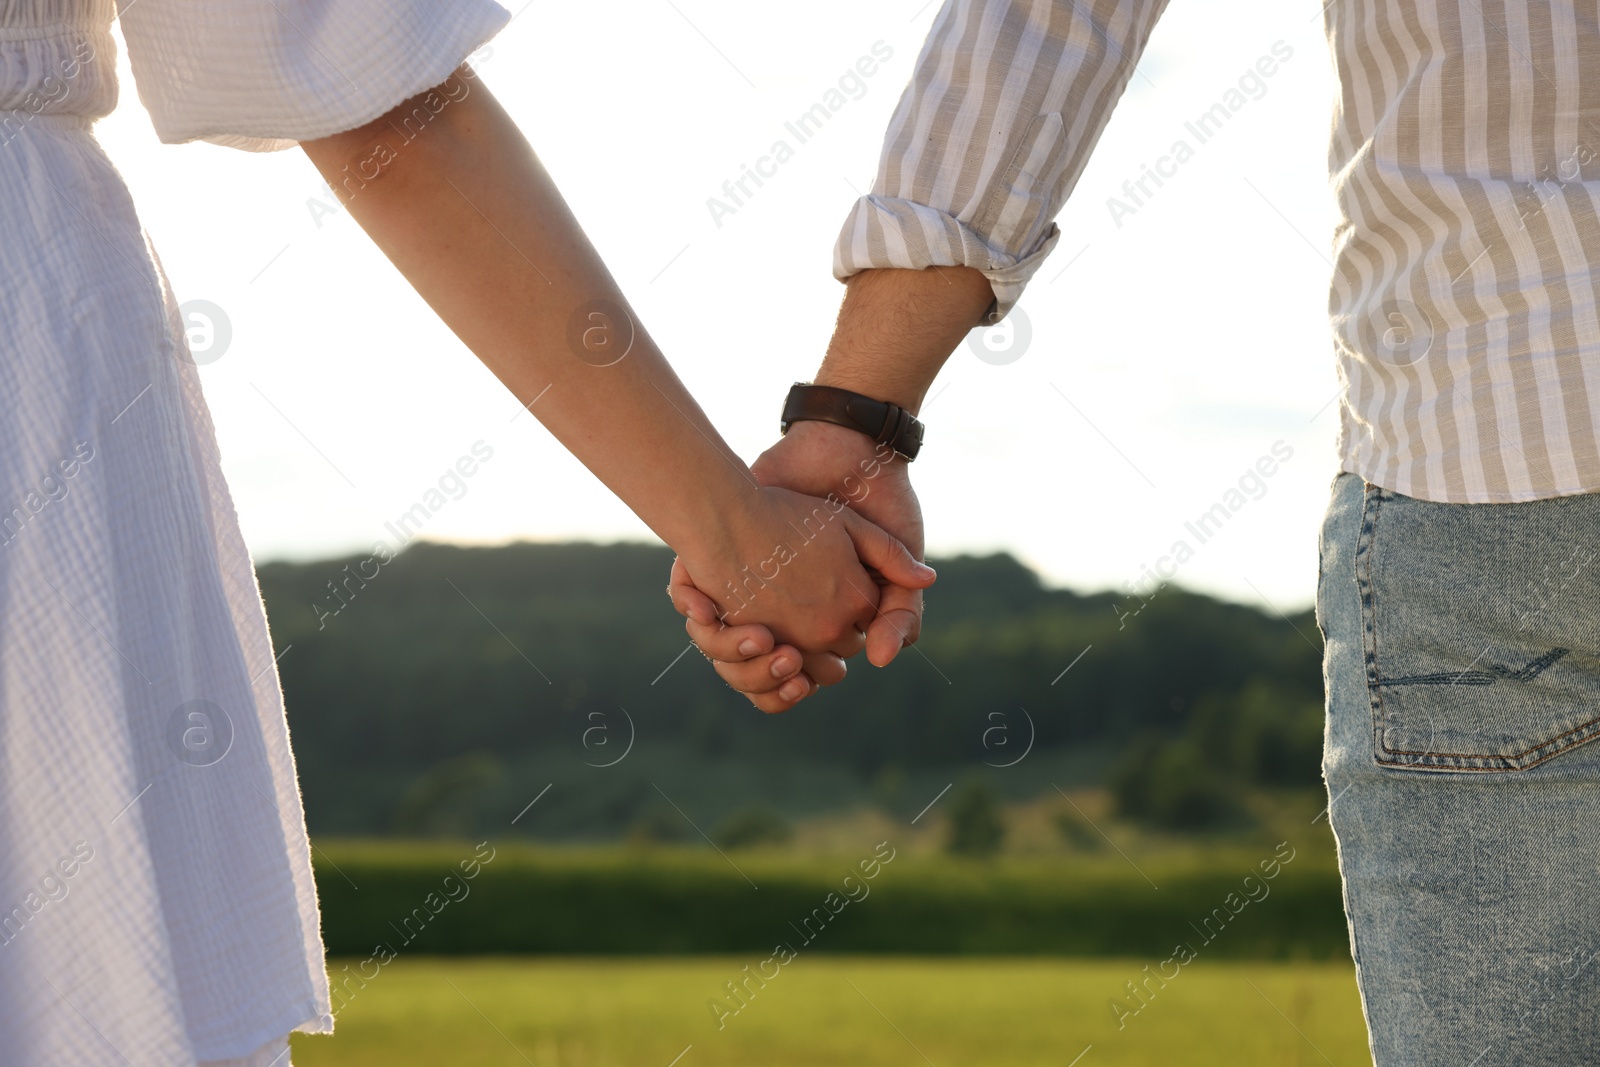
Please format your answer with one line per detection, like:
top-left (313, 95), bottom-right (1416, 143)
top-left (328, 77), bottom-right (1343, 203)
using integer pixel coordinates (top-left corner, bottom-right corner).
top-left (832, 194), bottom-right (1060, 323)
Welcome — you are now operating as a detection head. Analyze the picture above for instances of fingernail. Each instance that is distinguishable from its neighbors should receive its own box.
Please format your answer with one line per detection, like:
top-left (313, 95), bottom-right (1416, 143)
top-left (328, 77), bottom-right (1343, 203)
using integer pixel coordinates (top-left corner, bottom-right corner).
top-left (771, 654), bottom-right (796, 678)
top-left (916, 562), bottom-right (936, 578)
top-left (738, 638), bottom-right (761, 656)
top-left (779, 678), bottom-right (807, 701)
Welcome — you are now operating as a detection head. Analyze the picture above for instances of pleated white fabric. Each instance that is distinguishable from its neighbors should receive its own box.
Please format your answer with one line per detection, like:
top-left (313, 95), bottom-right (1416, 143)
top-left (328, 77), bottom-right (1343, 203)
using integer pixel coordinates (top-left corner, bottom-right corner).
top-left (0, 1), bottom-right (508, 1063)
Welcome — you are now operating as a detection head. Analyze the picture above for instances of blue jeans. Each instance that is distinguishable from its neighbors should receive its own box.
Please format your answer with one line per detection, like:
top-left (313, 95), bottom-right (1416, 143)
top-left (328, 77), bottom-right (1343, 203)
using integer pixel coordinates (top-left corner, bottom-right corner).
top-left (1319, 472), bottom-right (1600, 1065)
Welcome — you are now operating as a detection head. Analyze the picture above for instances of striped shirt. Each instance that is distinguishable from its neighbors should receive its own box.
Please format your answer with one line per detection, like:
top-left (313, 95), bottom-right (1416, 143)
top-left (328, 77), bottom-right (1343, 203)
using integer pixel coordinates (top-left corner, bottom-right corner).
top-left (836, 0), bottom-right (1600, 503)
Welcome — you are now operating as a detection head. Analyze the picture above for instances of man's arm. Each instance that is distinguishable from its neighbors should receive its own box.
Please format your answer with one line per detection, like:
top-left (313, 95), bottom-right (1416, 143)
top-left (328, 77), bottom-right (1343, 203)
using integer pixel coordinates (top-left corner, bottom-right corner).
top-left (811, 266), bottom-right (995, 413)
top-left (836, 0), bottom-right (1173, 321)
top-left (674, 0), bottom-right (1171, 697)
top-left (670, 265), bottom-right (990, 688)
top-left (755, 265), bottom-right (992, 664)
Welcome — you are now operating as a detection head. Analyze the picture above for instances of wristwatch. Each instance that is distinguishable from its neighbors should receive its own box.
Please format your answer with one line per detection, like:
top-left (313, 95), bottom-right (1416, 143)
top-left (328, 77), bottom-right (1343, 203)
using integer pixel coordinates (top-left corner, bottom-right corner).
top-left (779, 383), bottom-right (924, 461)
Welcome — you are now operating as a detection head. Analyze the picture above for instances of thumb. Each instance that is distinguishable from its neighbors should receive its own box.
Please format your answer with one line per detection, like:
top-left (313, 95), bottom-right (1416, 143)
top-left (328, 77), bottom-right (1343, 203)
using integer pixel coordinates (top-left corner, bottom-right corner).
top-left (840, 510), bottom-right (937, 590)
top-left (866, 583), bottom-right (923, 668)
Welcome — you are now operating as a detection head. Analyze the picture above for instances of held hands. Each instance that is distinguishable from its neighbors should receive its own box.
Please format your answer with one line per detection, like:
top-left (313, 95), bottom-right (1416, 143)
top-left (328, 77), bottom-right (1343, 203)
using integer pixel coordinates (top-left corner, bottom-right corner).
top-left (669, 422), bottom-right (929, 712)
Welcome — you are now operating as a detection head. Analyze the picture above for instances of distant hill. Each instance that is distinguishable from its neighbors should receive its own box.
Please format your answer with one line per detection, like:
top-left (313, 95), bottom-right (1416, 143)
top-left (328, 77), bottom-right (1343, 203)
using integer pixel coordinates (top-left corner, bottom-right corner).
top-left (255, 542), bottom-right (1322, 838)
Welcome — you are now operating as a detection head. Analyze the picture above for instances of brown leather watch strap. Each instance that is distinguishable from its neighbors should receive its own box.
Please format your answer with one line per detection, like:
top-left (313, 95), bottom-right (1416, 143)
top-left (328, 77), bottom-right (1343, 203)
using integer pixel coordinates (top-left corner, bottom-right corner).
top-left (780, 383), bottom-right (924, 461)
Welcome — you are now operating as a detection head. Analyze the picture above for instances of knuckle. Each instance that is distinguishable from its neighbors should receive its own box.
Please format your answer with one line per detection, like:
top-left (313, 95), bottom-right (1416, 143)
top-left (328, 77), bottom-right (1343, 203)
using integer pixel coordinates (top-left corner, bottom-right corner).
top-left (820, 619), bottom-right (855, 647)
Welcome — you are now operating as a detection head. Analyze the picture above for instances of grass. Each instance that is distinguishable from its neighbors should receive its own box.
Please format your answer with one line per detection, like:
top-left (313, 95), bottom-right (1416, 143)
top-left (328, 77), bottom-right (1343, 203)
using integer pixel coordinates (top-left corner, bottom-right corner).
top-left (311, 835), bottom-right (1347, 957)
top-left (289, 956), bottom-right (1372, 1066)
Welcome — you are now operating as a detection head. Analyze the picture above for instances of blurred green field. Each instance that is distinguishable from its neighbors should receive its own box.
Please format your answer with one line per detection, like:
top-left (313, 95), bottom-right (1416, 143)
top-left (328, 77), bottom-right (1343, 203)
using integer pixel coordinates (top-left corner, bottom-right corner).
top-left (311, 833), bottom-right (1349, 958)
top-left (289, 956), bottom-right (1371, 1066)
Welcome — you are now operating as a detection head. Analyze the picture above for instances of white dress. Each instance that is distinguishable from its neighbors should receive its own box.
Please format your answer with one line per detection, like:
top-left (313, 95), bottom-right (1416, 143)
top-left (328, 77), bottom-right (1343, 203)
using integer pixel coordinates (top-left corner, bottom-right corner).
top-left (0, 0), bottom-right (508, 1063)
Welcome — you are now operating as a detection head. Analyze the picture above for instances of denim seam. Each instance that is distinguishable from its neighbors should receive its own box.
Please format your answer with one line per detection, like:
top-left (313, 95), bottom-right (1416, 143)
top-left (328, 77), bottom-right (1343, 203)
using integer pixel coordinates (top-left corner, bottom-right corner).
top-left (1357, 481), bottom-right (1600, 772)
top-left (1357, 481), bottom-right (1394, 763)
top-left (1377, 716), bottom-right (1600, 766)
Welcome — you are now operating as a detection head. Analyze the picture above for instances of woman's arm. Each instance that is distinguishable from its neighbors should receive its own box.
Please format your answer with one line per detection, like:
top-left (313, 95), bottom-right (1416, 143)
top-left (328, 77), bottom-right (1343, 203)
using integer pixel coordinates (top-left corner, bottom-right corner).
top-left (298, 67), bottom-right (934, 710)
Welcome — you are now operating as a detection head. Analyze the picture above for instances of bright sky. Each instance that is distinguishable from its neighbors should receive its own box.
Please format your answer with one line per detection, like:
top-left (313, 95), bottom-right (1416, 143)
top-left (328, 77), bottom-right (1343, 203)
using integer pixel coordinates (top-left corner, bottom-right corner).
top-left (95, 0), bottom-right (1340, 612)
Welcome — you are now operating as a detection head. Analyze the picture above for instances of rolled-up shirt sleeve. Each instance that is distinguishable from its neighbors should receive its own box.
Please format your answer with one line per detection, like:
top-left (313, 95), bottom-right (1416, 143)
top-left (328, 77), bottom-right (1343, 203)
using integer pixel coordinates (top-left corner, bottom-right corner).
top-left (836, 0), bottom-right (1170, 320)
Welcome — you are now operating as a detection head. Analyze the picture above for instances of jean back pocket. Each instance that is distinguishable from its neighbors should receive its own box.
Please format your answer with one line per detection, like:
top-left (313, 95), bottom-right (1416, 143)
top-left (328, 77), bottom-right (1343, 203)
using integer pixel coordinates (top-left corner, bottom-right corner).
top-left (1357, 483), bottom-right (1600, 771)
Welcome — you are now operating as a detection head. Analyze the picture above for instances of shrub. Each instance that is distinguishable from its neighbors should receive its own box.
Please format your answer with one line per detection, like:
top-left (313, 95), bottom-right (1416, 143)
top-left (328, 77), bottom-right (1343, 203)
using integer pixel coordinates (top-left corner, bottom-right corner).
top-left (946, 780), bottom-right (1005, 856)
top-left (1110, 735), bottom-right (1238, 830)
top-left (714, 808), bottom-right (794, 849)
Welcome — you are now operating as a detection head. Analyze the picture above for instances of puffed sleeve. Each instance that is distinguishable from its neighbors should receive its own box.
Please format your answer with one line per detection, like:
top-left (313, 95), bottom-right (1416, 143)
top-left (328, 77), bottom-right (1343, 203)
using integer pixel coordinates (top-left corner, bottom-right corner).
top-left (114, 0), bottom-right (511, 152)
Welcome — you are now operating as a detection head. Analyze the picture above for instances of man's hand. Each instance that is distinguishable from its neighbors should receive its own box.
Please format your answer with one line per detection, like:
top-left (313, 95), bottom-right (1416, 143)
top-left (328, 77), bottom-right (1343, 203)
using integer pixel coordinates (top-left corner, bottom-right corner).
top-left (754, 423), bottom-right (925, 665)
top-left (669, 422), bottom-right (926, 708)
top-left (669, 483), bottom-right (935, 714)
